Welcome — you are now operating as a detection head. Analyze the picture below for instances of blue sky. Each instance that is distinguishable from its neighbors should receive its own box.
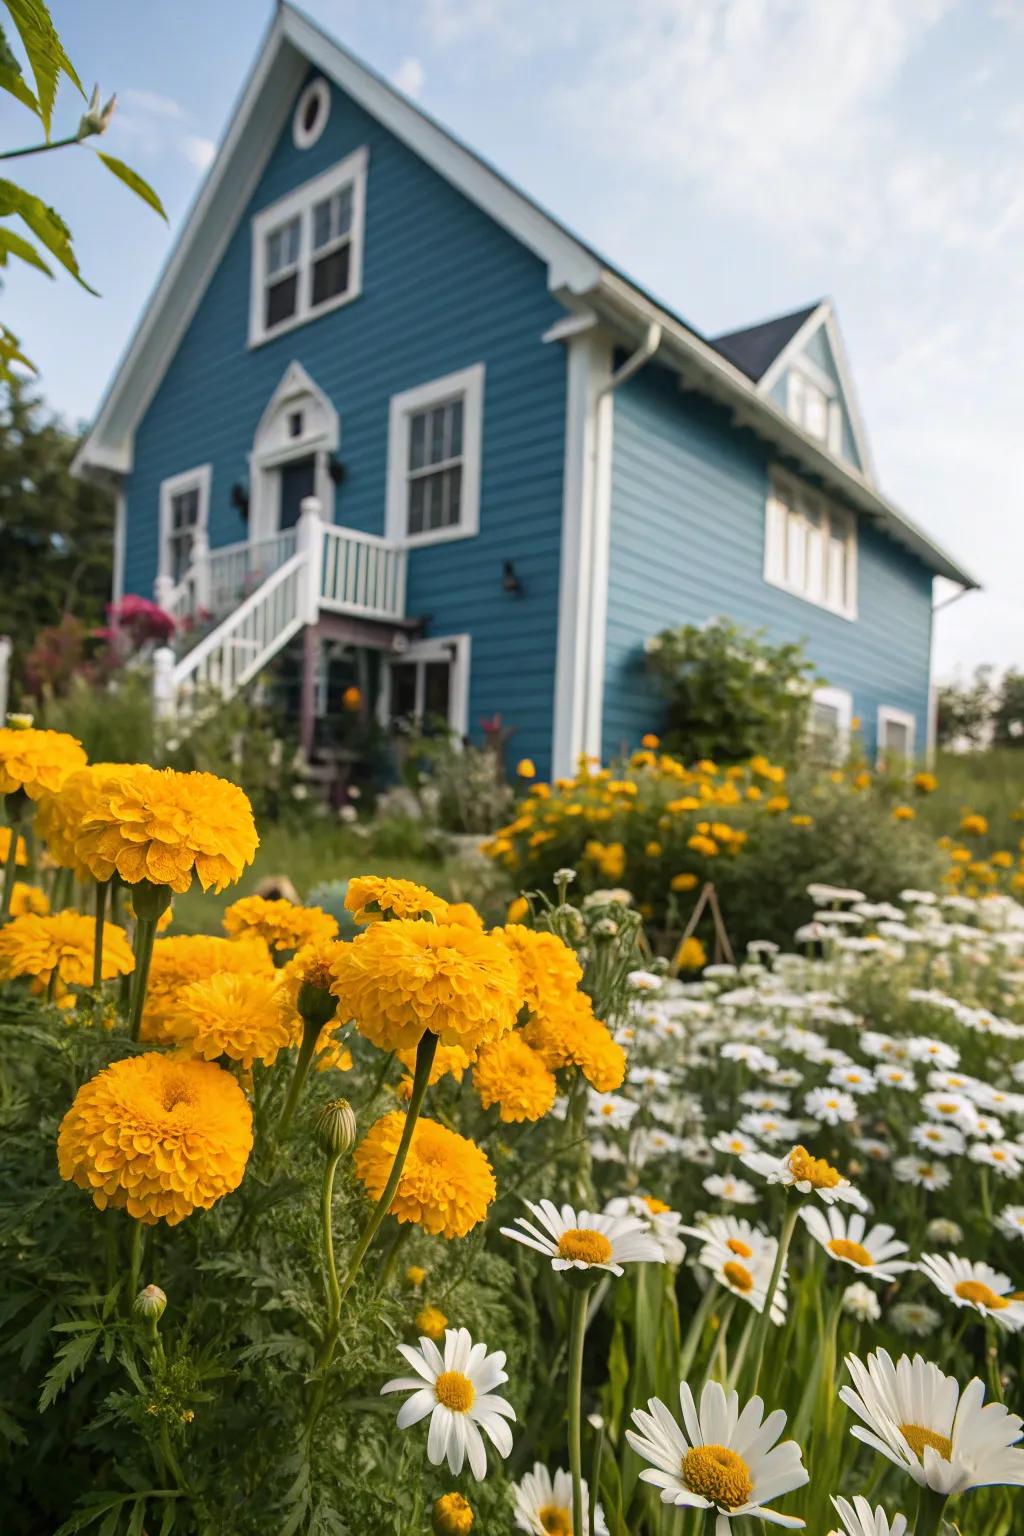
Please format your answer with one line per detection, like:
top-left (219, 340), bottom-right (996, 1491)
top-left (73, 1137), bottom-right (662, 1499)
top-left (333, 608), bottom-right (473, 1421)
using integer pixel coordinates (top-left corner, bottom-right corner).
top-left (4, 0), bottom-right (1023, 680)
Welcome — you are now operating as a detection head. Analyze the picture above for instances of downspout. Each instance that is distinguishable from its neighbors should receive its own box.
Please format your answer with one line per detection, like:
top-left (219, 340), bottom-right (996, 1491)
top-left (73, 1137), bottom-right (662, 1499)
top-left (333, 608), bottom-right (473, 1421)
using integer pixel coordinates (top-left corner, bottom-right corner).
top-left (581, 321), bottom-right (662, 760)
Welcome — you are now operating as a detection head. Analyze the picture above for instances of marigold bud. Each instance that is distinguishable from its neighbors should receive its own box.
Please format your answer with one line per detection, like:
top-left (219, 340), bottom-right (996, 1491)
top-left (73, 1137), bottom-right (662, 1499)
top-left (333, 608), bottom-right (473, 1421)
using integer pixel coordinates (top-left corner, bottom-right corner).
top-left (432, 1492), bottom-right (473, 1535)
top-left (298, 977), bottom-right (339, 1032)
top-left (314, 1097), bottom-right (357, 1156)
top-left (134, 1284), bottom-right (167, 1321)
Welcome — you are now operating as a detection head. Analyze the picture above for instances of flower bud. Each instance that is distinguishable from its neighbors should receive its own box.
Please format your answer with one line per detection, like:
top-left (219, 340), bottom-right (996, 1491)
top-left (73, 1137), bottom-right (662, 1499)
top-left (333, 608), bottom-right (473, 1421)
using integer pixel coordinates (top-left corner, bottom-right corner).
top-left (297, 976), bottom-right (338, 1032)
top-left (432, 1493), bottom-right (473, 1535)
top-left (78, 83), bottom-right (117, 139)
top-left (313, 1097), bottom-right (357, 1157)
top-left (133, 1284), bottom-right (167, 1322)
top-left (5, 713), bottom-right (33, 730)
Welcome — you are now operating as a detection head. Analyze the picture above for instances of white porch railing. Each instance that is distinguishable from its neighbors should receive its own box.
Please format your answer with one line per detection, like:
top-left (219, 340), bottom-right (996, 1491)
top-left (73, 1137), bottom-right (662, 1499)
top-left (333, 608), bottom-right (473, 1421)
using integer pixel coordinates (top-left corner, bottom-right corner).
top-left (152, 501), bottom-right (409, 721)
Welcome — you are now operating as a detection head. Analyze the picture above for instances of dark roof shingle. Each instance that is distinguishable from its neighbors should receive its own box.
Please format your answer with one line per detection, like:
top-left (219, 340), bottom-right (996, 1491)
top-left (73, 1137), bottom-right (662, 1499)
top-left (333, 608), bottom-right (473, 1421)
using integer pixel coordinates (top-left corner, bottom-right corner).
top-left (710, 302), bottom-right (822, 382)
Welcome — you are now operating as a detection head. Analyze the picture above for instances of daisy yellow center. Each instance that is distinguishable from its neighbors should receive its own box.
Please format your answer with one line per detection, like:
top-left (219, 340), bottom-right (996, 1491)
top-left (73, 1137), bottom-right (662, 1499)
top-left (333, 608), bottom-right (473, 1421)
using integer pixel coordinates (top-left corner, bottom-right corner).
top-left (538, 1507), bottom-right (573, 1535)
top-left (788, 1145), bottom-right (842, 1188)
top-left (682, 1444), bottom-right (754, 1509)
top-left (828, 1238), bottom-right (874, 1267)
top-left (954, 1279), bottom-right (1008, 1310)
top-left (601, 1104), bottom-right (614, 1116)
top-left (936, 1102), bottom-right (958, 1114)
top-left (723, 1260), bottom-right (754, 1293)
top-left (726, 1237), bottom-right (754, 1258)
top-left (643, 1197), bottom-right (670, 1215)
top-left (899, 1423), bottom-right (953, 1461)
top-left (434, 1371), bottom-right (475, 1412)
top-left (558, 1228), bottom-right (613, 1265)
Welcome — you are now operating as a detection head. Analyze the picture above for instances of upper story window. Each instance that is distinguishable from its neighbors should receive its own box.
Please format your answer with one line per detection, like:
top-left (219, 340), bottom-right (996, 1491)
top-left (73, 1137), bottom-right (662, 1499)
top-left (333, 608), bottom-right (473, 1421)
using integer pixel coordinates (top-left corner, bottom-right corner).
top-left (293, 78), bottom-right (330, 150)
top-left (159, 465), bottom-right (211, 585)
top-left (249, 148), bottom-right (367, 346)
top-left (764, 469), bottom-right (857, 620)
top-left (787, 368), bottom-right (842, 454)
top-left (386, 364), bottom-right (485, 547)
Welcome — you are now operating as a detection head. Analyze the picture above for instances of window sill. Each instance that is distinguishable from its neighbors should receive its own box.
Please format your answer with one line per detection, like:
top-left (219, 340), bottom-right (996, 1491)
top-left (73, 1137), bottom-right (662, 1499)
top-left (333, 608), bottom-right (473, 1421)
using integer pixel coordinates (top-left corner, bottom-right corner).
top-left (248, 285), bottom-right (362, 349)
top-left (764, 573), bottom-right (857, 623)
top-left (398, 521), bottom-right (480, 550)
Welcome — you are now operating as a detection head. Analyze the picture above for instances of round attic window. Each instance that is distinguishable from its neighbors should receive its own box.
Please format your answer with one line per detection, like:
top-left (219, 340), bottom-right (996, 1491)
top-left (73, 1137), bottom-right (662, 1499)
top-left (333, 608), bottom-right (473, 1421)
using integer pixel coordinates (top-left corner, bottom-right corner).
top-left (293, 78), bottom-right (330, 150)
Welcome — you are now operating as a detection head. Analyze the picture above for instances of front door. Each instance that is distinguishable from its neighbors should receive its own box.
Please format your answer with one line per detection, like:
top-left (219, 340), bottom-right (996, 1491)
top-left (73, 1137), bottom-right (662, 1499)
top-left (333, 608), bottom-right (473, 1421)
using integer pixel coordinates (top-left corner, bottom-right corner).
top-left (278, 455), bottom-right (317, 529)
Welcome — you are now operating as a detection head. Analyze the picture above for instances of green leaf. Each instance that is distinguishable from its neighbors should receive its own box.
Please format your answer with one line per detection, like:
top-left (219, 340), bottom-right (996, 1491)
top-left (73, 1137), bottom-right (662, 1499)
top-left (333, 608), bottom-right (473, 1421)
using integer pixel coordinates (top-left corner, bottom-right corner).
top-left (4, 0), bottom-right (83, 137)
top-left (0, 178), bottom-right (96, 291)
top-left (94, 152), bottom-right (167, 220)
top-left (0, 22), bottom-right (38, 116)
top-left (37, 1324), bottom-right (101, 1410)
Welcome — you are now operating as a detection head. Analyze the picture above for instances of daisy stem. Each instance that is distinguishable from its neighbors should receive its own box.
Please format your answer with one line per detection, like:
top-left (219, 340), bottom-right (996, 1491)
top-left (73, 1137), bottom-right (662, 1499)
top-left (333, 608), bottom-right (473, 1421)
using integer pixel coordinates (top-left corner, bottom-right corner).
top-left (92, 879), bottom-right (109, 988)
top-left (912, 1484), bottom-right (947, 1536)
top-left (679, 1281), bottom-right (718, 1381)
top-left (567, 1284), bottom-right (589, 1536)
top-left (748, 1200), bottom-right (799, 1397)
top-left (337, 1030), bottom-right (438, 1307)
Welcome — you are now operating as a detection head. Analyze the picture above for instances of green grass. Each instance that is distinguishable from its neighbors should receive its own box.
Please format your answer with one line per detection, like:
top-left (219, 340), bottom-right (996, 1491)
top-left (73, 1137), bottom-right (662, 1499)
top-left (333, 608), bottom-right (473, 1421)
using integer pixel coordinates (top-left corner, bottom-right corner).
top-left (917, 748), bottom-right (1024, 846)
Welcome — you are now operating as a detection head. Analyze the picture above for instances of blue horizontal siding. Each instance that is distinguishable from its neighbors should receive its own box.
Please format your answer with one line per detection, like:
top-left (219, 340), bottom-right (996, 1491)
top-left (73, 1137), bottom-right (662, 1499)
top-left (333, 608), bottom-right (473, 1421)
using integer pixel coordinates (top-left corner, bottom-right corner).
top-left (602, 362), bottom-right (933, 761)
top-left (125, 70), bottom-right (566, 773)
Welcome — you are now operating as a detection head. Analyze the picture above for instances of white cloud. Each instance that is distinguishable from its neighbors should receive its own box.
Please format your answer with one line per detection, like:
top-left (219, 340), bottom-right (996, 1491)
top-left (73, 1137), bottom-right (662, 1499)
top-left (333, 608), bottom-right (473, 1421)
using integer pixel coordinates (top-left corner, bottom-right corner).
top-left (182, 134), bottom-right (216, 171)
top-left (119, 87), bottom-right (186, 121)
top-left (392, 56), bottom-right (426, 99)
top-left (111, 88), bottom-right (217, 175)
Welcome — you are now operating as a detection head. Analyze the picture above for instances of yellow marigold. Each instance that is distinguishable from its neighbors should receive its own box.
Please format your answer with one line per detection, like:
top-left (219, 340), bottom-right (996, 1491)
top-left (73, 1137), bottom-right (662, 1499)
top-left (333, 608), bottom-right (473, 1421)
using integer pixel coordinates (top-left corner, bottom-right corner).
top-left (0, 826), bottom-right (27, 866)
top-left (949, 847), bottom-right (972, 864)
top-left (492, 924), bottom-right (582, 1015)
top-left (170, 971), bottom-right (292, 1069)
top-left (516, 758), bottom-right (537, 779)
top-left (57, 1053), bottom-right (252, 1226)
top-left (353, 1111), bottom-right (495, 1237)
top-left (142, 934), bottom-right (274, 1045)
top-left (645, 840), bottom-right (663, 857)
top-left (415, 1304), bottom-right (448, 1340)
top-left (914, 771), bottom-right (938, 793)
top-left (444, 901), bottom-right (485, 931)
top-left (473, 1032), bottom-right (556, 1122)
top-left (892, 805), bottom-right (915, 822)
top-left (641, 733), bottom-right (660, 749)
top-left (0, 910), bottom-right (134, 988)
top-left (506, 895), bottom-right (530, 923)
top-left (674, 935), bottom-right (707, 971)
top-left (992, 850), bottom-right (1014, 869)
top-left (670, 872), bottom-right (699, 892)
top-left (9, 881), bottom-right (49, 917)
top-left (36, 764), bottom-right (115, 880)
top-left (342, 685), bottom-right (362, 711)
top-left (70, 764), bottom-right (258, 893)
top-left (687, 834), bottom-right (718, 857)
top-left (397, 1040), bottom-right (474, 1085)
top-left (0, 727), bottom-right (86, 800)
top-left (765, 794), bottom-right (790, 813)
top-left (332, 920), bottom-right (519, 1054)
top-left (791, 814), bottom-right (814, 827)
top-left (667, 796), bottom-right (701, 813)
top-left (960, 812), bottom-right (988, 837)
top-left (522, 991), bottom-right (626, 1092)
top-left (406, 1265), bottom-right (426, 1286)
top-left (223, 894), bottom-right (338, 952)
top-left (433, 1493), bottom-right (474, 1535)
top-left (584, 839), bottom-right (625, 879)
top-left (344, 874), bottom-right (449, 924)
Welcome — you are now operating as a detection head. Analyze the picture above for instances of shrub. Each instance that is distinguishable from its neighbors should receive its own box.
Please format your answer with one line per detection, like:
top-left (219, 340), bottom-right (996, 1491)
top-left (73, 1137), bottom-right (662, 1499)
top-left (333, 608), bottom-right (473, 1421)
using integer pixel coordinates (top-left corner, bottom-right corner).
top-left (645, 616), bottom-right (817, 762)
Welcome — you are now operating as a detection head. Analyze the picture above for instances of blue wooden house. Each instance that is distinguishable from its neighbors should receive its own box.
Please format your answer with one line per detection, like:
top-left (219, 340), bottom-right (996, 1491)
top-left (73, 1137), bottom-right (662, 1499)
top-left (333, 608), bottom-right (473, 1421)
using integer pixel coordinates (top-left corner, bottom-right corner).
top-left (75, 3), bottom-right (976, 779)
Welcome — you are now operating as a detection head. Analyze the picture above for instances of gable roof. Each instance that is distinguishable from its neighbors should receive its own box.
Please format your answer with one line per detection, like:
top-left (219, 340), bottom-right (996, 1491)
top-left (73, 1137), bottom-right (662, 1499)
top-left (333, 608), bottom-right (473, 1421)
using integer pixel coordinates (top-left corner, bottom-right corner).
top-left (73, 2), bottom-right (977, 590)
top-left (711, 303), bottom-right (821, 382)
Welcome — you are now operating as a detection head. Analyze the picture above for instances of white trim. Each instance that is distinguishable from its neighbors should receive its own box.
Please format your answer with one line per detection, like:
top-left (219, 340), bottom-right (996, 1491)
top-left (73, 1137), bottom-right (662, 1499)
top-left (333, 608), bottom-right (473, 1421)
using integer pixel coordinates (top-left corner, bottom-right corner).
top-left (112, 487), bottom-right (126, 602)
top-left (810, 685), bottom-right (853, 756)
top-left (249, 361), bottom-right (340, 539)
top-left (248, 147), bottom-right (367, 347)
top-left (378, 632), bottom-right (471, 737)
top-left (759, 299), bottom-right (876, 484)
top-left (764, 466), bottom-right (858, 622)
top-left (385, 364), bottom-right (484, 548)
top-left (158, 464), bottom-right (211, 581)
top-left (877, 704), bottom-right (917, 761)
top-left (292, 76), bottom-right (330, 149)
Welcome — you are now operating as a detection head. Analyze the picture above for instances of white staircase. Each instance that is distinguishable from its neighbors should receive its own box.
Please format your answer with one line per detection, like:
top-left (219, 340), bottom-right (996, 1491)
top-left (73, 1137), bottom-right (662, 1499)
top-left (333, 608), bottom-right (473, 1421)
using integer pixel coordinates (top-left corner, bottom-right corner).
top-left (152, 499), bottom-right (407, 721)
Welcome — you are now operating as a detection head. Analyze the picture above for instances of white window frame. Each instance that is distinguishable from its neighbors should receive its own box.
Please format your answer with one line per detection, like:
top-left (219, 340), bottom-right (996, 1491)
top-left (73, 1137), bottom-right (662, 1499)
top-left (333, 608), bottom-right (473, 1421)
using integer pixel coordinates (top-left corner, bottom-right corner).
top-left (877, 705), bottom-right (917, 762)
top-left (386, 364), bottom-right (485, 548)
top-left (158, 464), bottom-right (211, 582)
top-left (764, 468), bottom-right (858, 620)
top-left (787, 363), bottom-right (842, 453)
top-left (809, 685), bottom-right (853, 756)
top-left (248, 147), bottom-right (368, 347)
top-left (378, 634), bottom-right (471, 738)
top-left (293, 77), bottom-right (330, 150)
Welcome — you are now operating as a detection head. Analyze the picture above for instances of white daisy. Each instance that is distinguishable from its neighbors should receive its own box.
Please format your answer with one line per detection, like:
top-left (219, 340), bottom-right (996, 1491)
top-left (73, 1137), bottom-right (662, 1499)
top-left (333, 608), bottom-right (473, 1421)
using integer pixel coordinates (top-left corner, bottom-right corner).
top-left (829, 1065), bottom-right (877, 1096)
top-left (808, 883), bottom-right (865, 904)
top-left (380, 1326), bottom-right (515, 1480)
top-left (512, 1462), bottom-right (608, 1535)
top-left (739, 1111), bottom-right (801, 1144)
top-left (804, 1088), bottom-right (858, 1126)
top-left (828, 1494), bottom-right (907, 1536)
top-left (970, 1113), bottom-right (1005, 1140)
top-left (996, 1205), bottom-right (1024, 1239)
top-left (739, 1090), bottom-right (792, 1113)
top-left (969, 1140), bottom-right (1023, 1176)
top-left (840, 1348), bottom-right (1024, 1494)
top-left (604, 1195), bottom-right (685, 1264)
top-left (712, 1129), bottom-right (758, 1157)
top-left (927, 1070), bottom-right (976, 1094)
top-left (721, 1042), bottom-right (778, 1073)
top-left (682, 1215), bottom-right (776, 1263)
top-left (626, 969), bottom-right (662, 993)
top-left (630, 1127), bottom-right (685, 1164)
top-left (741, 1144), bottom-right (867, 1209)
top-left (909, 1122), bottom-right (965, 1157)
top-left (800, 1207), bottom-right (915, 1283)
top-left (875, 1064), bottom-right (917, 1091)
top-left (626, 1378), bottom-right (808, 1529)
top-left (586, 1091), bottom-right (640, 1131)
top-left (919, 1253), bottom-right (1024, 1331)
top-left (769, 1068), bottom-right (805, 1089)
top-left (703, 1173), bottom-right (759, 1206)
top-left (841, 1282), bottom-right (881, 1323)
top-left (887, 1301), bottom-right (940, 1337)
top-left (501, 1198), bottom-right (665, 1277)
top-left (893, 1156), bottom-right (951, 1191)
top-left (909, 1038), bottom-right (960, 1069)
top-left (693, 1236), bottom-right (787, 1324)
top-left (854, 1137), bottom-right (892, 1164)
top-left (920, 1090), bottom-right (978, 1132)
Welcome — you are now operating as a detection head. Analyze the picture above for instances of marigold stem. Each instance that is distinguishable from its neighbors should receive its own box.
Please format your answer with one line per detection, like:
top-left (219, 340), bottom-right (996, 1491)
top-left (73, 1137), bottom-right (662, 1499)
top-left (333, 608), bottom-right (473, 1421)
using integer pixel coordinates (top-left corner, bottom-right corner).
top-left (567, 1285), bottom-right (589, 1536)
top-left (277, 1016), bottom-right (322, 1143)
top-left (92, 879), bottom-right (109, 988)
top-left (320, 1150), bottom-right (343, 1346)
top-left (748, 1200), bottom-right (799, 1396)
top-left (128, 916), bottom-right (157, 1042)
top-left (127, 1221), bottom-right (144, 1310)
top-left (337, 1030), bottom-right (438, 1308)
top-left (0, 793), bottom-right (26, 920)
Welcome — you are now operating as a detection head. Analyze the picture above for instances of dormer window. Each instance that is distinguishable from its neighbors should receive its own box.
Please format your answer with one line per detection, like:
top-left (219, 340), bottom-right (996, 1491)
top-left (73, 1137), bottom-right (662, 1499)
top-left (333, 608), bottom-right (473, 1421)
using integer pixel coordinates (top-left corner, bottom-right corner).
top-left (248, 148), bottom-right (367, 346)
top-left (787, 369), bottom-right (841, 453)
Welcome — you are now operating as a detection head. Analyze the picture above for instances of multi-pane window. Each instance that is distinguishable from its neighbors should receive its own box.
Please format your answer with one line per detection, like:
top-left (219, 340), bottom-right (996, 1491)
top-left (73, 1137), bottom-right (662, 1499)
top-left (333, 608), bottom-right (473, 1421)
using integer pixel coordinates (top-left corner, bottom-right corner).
top-left (809, 687), bottom-right (853, 758)
top-left (388, 656), bottom-right (452, 730)
top-left (407, 396), bottom-right (464, 536)
top-left (250, 150), bottom-right (367, 345)
top-left (878, 708), bottom-right (916, 762)
top-left (787, 370), bottom-right (841, 452)
top-left (159, 466), bottom-right (210, 590)
top-left (765, 472), bottom-right (857, 618)
top-left (387, 365), bottom-right (485, 546)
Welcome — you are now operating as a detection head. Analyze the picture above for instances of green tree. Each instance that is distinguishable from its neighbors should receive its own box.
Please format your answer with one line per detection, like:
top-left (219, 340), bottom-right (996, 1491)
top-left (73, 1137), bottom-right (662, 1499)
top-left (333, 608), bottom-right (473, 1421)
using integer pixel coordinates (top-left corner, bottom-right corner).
top-left (645, 616), bottom-right (818, 762)
top-left (992, 669), bottom-right (1024, 748)
top-left (936, 666), bottom-right (994, 750)
top-left (1, 0), bottom-right (165, 384)
top-left (0, 377), bottom-right (113, 686)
